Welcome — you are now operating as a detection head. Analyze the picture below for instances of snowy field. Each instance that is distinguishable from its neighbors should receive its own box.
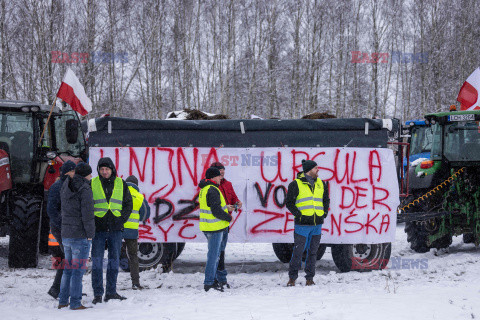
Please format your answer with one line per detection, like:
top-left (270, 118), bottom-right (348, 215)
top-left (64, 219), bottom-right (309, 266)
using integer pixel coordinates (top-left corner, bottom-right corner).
top-left (0, 225), bottom-right (479, 320)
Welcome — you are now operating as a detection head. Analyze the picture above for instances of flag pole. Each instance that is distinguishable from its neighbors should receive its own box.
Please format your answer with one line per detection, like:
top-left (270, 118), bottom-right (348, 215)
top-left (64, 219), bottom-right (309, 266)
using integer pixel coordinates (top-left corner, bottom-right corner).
top-left (38, 96), bottom-right (58, 146)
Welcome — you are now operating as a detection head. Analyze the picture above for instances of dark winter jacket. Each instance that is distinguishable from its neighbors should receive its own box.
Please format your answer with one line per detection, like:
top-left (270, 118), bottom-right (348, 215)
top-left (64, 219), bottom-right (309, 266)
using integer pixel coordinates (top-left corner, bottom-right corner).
top-left (93, 157), bottom-right (133, 232)
top-left (47, 175), bottom-right (68, 234)
top-left (123, 182), bottom-right (150, 239)
top-left (285, 172), bottom-right (330, 226)
top-left (218, 178), bottom-right (240, 205)
top-left (198, 179), bottom-right (232, 232)
top-left (60, 174), bottom-right (96, 239)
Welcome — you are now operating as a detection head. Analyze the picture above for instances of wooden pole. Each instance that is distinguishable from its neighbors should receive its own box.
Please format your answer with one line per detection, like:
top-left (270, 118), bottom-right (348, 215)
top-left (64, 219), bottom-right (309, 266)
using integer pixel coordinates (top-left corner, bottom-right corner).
top-left (38, 96), bottom-right (58, 146)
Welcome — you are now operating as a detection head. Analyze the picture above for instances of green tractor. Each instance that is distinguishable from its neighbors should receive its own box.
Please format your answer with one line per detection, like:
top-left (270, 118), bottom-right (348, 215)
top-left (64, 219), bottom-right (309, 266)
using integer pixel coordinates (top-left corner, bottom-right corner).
top-left (401, 108), bottom-right (480, 252)
top-left (0, 100), bottom-right (87, 268)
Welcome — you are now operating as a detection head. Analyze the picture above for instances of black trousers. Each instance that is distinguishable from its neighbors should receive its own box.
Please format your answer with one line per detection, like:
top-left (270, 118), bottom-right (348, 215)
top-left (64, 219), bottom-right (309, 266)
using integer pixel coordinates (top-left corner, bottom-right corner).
top-left (50, 231), bottom-right (64, 291)
top-left (288, 232), bottom-right (322, 280)
top-left (125, 238), bottom-right (140, 285)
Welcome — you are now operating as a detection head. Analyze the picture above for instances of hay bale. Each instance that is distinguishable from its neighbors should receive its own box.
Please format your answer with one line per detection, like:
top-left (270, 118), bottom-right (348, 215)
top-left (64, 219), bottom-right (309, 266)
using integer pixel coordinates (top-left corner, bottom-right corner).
top-left (301, 112), bottom-right (336, 119)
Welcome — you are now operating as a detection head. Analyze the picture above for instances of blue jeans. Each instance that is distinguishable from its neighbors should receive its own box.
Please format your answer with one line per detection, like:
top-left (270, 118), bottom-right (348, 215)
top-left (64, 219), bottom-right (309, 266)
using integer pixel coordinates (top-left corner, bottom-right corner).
top-left (203, 229), bottom-right (228, 285)
top-left (91, 230), bottom-right (122, 296)
top-left (59, 238), bottom-right (91, 309)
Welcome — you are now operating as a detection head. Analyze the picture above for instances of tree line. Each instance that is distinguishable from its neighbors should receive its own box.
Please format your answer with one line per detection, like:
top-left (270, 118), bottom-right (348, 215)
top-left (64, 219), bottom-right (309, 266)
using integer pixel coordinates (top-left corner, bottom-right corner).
top-left (1, 0), bottom-right (479, 120)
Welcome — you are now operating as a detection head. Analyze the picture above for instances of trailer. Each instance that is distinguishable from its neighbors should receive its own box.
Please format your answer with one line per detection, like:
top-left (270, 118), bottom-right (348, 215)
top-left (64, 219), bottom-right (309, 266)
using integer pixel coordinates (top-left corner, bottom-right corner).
top-left (87, 116), bottom-right (400, 272)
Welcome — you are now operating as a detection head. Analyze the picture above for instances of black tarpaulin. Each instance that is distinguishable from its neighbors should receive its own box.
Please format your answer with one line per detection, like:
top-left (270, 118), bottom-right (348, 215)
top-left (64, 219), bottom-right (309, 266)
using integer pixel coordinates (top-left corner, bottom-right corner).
top-left (88, 117), bottom-right (398, 148)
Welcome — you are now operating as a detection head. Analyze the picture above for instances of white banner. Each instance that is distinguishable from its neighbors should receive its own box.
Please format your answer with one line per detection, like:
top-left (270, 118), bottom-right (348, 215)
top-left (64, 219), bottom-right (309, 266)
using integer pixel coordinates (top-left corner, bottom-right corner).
top-left (89, 147), bottom-right (399, 244)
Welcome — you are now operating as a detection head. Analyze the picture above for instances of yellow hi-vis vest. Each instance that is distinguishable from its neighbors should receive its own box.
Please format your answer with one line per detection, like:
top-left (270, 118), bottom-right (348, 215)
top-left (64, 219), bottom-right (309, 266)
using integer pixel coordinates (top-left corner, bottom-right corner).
top-left (295, 175), bottom-right (325, 219)
top-left (124, 186), bottom-right (144, 230)
top-left (199, 184), bottom-right (230, 232)
top-left (92, 176), bottom-right (124, 218)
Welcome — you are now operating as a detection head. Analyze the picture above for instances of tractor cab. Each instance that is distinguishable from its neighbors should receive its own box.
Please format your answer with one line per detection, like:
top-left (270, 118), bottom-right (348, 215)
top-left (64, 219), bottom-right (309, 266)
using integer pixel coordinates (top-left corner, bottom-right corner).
top-left (0, 100), bottom-right (86, 187)
top-left (426, 110), bottom-right (480, 166)
top-left (0, 100), bottom-right (87, 268)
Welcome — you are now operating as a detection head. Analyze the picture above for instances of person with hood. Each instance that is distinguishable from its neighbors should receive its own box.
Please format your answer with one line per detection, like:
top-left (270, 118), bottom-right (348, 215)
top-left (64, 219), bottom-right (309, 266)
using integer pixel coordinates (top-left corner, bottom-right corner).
top-left (285, 160), bottom-right (329, 287)
top-left (209, 162), bottom-right (242, 289)
top-left (198, 167), bottom-right (234, 292)
top-left (47, 160), bottom-right (76, 299)
top-left (91, 157), bottom-right (133, 304)
top-left (58, 162), bottom-right (95, 310)
top-left (123, 175), bottom-right (150, 290)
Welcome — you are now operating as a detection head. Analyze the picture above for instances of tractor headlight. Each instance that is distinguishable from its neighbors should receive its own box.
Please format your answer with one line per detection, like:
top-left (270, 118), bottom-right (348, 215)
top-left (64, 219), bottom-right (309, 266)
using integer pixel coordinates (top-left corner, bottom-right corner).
top-left (46, 151), bottom-right (57, 159)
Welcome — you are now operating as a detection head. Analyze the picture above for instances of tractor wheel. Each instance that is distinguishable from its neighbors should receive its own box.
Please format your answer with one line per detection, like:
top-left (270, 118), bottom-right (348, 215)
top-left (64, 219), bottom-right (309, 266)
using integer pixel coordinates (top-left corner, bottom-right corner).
top-left (272, 243), bottom-right (328, 263)
top-left (405, 221), bottom-right (430, 253)
top-left (463, 233), bottom-right (475, 244)
top-left (431, 234), bottom-right (452, 250)
top-left (8, 194), bottom-right (43, 268)
top-left (137, 243), bottom-right (180, 272)
top-left (331, 243), bottom-right (391, 272)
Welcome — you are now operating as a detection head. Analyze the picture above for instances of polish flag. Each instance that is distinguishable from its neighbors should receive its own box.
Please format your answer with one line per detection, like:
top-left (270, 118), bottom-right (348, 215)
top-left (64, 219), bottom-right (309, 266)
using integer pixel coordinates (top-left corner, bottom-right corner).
top-left (56, 68), bottom-right (92, 115)
top-left (457, 68), bottom-right (480, 111)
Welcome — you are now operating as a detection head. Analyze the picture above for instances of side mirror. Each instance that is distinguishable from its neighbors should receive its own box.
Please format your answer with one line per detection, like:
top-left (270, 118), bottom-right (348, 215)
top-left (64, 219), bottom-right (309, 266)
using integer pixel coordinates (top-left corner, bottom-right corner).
top-left (65, 119), bottom-right (78, 144)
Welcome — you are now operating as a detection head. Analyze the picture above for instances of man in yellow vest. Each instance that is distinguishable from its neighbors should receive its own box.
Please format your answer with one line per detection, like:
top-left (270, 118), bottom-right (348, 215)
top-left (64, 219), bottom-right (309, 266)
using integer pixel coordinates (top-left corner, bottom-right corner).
top-left (285, 159), bottom-right (329, 287)
top-left (198, 167), bottom-right (234, 292)
top-left (91, 157), bottom-right (132, 304)
top-left (123, 175), bottom-right (150, 290)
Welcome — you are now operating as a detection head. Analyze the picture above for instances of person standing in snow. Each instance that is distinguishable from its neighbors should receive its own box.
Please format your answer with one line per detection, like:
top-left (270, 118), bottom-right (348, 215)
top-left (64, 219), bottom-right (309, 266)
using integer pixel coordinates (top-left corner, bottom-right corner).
top-left (285, 160), bottom-right (329, 287)
top-left (58, 163), bottom-right (95, 310)
top-left (198, 167), bottom-right (234, 292)
top-left (209, 162), bottom-right (242, 289)
top-left (91, 157), bottom-right (132, 304)
top-left (122, 175), bottom-right (150, 290)
top-left (47, 160), bottom-right (76, 299)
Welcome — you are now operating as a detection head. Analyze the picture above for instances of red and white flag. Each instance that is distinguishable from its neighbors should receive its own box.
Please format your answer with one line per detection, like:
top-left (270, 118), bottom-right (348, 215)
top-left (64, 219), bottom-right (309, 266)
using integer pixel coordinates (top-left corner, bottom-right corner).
top-left (56, 68), bottom-right (92, 115)
top-left (457, 67), bottom-right (480, 111)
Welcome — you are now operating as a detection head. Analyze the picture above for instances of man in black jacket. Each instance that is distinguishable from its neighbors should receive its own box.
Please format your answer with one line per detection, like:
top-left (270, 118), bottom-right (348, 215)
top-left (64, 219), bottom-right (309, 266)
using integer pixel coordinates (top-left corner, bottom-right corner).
top-left (47, 160), bottom-right (76, 299)
top-left (285, 160), bottom-right (329, 287)
top-left (198, 167), bottom-right (234, 292)
top-left (91, 157), bottom-right (132, 304)
top-left (58, 162), bottom-right (95, 310)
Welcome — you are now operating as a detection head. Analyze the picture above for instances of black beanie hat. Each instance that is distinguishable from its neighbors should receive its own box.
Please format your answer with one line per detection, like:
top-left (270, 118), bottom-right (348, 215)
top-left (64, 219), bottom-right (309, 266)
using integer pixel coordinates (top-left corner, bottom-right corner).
top-left (302, 159), bottom-right (317, 173)
top-left (205, 167), bottom-right (221, 179)
top-left (210, 162), bottom-right (225, 170)
top-left (126, 175), bottom-right (139, 186)
top-left (75, 162), bottom-right (92, 177)
top-left (60, 160), bottom-right (76, 176)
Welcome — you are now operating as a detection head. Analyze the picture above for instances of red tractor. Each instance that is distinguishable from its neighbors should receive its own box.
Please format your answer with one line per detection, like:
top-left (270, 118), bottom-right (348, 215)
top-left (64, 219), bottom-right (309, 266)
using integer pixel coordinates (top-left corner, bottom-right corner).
top-left (0, 100), bottom-right (87, 268)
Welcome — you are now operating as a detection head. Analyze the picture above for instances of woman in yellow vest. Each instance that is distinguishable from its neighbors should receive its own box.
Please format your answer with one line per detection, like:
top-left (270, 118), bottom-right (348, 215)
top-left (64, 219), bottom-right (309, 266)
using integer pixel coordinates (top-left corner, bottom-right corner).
top-left (198, 167), bottom-right (234, 292)
top-left (285, 160), bottom-right (329, 287)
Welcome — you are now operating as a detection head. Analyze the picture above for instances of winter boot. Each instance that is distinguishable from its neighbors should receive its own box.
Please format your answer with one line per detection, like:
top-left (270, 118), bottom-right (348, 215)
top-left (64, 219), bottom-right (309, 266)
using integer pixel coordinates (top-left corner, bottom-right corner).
top-left (92, 296), bottom-right (103, 304)
top-left (306, 279), bottom-right (315, 286)
top-left (287, 279), bottom-right (296, 287)
top-left (72, 305), bottom-right (91, 310)
top-left (57, 304), bottom-right (69, 309)
top-left (204, 283), bottom-right (224, 292)
top-left (104, 293), bottom-right (127, 302)
top-left (132, 283), bottom-right (144, 290)
top-left (214, 279), bottom-right (230, 289)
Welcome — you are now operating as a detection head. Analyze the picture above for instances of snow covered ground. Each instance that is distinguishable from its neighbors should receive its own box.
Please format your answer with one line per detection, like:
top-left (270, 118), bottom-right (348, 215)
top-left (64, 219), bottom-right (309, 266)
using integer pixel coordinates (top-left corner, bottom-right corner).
top-left (0, 225), bottom-right (479, 320)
